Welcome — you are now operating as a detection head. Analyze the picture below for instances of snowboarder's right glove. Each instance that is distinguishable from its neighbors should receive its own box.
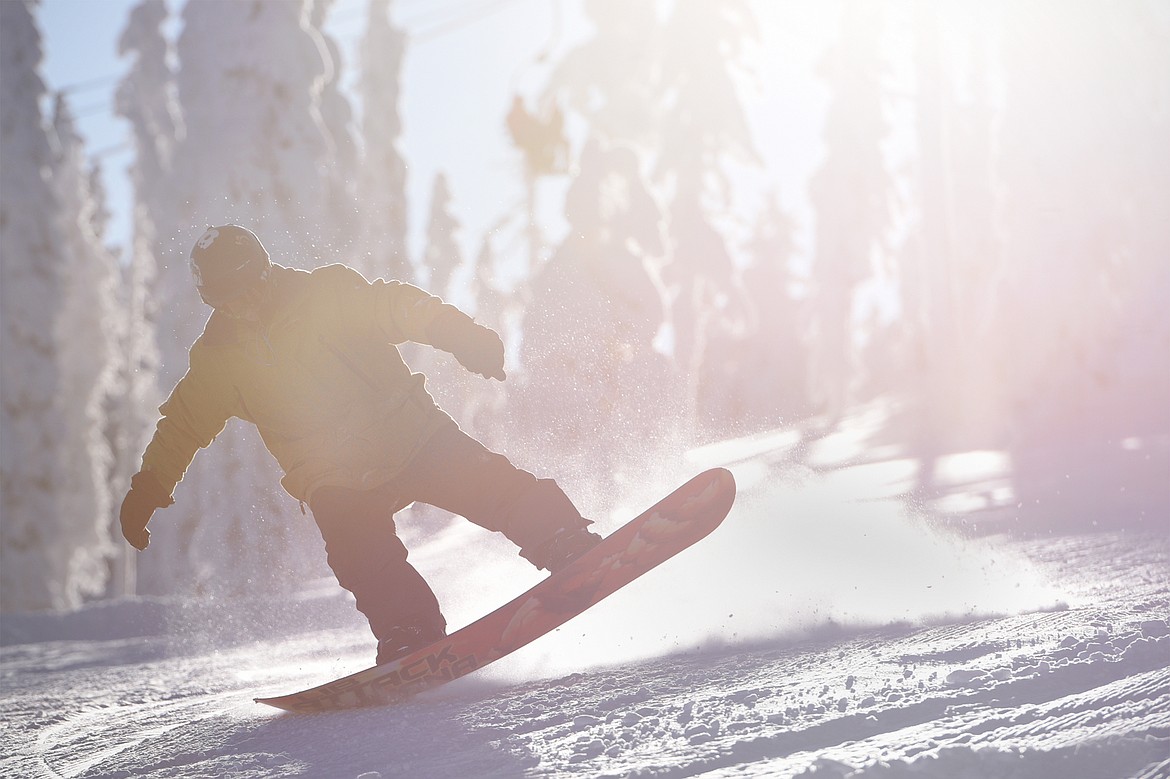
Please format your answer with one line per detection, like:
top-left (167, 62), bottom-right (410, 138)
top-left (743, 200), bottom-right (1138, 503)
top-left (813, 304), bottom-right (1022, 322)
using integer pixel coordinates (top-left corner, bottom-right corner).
top-left (427, 307), bottom-right (506, 381)
top-left (119, 471), bottom-right (174, 551)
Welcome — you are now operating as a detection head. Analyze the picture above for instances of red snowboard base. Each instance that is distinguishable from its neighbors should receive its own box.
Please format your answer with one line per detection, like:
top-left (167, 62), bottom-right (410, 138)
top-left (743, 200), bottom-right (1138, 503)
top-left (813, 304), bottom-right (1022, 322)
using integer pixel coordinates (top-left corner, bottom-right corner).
top-left (256, 467), bottom-right (736, 713)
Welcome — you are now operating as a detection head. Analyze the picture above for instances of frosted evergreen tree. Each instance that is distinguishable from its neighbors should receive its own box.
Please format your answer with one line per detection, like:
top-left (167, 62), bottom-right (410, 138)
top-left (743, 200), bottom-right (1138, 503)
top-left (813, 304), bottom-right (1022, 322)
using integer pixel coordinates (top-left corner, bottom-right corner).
top-left (470, 240), bottom-right (506, 332)
top-left (115, 0), bottom-right (181, 212)
top-left (49, 95), bottom-right (120, 605)
top-left (310, 0), bottom-right (362, 251)
top-left (0, 0), bottom-right (114, 610)
top-left (943, 9), bottom-right (999, 402)
top-left (538, 0), bottom-right (662, 290)
top-left (1, 0), bottom-right (66, 610)
top-left (137, 0), bottom-right (342, 596)
top-left (898, 2), bottom-right (1006, 491)
top-left (543, 0), bottom-right (660, 148)
top-left (409, 171), bottom-right (471, 424)
top-left (358, 0), bottom-right (411, 281)
top-left (463, 239), bottom-right (510, 443)
top-left (995, 1), bottom-right (1170, 526)
top-left (423, 172), bottom-right (460, 298)
top-left (729, 192), bottom-right (807, 429)
top-left (656, 0), bottom-right (760, 434)
top-left (85, 163), bottom-right (113, 245)
top-left (807, 1), bottom-right (892, 426)
top-left (113, 0), bottom-right (176, 595)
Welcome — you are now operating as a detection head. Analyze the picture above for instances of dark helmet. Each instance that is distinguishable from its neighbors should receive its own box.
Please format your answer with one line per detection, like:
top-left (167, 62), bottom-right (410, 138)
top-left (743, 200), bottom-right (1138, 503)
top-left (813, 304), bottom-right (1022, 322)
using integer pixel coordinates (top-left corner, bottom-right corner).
top-left (189, 224), bottom-right (271, 308)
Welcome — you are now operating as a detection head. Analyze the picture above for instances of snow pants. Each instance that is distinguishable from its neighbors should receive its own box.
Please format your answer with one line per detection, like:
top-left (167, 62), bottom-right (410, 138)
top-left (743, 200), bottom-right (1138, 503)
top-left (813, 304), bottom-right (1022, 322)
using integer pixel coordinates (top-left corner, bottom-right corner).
top-left (308, 422), bottom-right (588, 641)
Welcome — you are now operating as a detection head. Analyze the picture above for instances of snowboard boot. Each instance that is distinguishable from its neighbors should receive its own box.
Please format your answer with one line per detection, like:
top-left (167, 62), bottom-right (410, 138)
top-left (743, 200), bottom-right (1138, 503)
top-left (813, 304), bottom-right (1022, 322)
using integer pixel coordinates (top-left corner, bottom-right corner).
top-left (523, 526), bottom-right (603, 574)
top-left (375, 617), bottom-right (447, 666)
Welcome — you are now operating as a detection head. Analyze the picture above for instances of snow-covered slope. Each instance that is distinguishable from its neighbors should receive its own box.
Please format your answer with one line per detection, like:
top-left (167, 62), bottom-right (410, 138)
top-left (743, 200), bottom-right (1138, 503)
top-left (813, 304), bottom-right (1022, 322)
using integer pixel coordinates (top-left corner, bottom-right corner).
top-left (3, 417), bottom-right (1168, 778)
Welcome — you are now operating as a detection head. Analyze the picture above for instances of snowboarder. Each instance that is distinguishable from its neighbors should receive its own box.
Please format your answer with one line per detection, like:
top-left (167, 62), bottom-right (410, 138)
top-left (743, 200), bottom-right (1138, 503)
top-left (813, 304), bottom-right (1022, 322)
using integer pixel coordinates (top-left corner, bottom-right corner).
top-left (119, 225), bottom-right (601, 665)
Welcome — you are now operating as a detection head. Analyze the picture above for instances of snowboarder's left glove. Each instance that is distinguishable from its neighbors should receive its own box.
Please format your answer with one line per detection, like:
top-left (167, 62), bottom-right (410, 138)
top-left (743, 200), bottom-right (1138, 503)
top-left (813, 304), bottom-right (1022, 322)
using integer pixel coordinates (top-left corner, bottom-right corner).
top-left (119, 471), bottom-right (174, 551)
top-left (428, 308), bottom-right (506, 381)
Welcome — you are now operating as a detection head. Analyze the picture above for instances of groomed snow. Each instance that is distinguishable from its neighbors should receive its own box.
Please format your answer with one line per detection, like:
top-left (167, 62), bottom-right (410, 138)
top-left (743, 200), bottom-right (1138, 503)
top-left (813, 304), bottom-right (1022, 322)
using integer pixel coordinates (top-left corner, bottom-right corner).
top-left (3, 415), bottom-right (1168, 778)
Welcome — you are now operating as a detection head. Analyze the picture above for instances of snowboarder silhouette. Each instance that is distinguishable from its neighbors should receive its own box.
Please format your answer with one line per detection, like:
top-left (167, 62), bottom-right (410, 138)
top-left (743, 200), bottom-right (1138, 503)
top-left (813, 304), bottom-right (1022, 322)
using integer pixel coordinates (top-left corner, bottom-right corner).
top-left (119, 225), bottom-right (600, 664)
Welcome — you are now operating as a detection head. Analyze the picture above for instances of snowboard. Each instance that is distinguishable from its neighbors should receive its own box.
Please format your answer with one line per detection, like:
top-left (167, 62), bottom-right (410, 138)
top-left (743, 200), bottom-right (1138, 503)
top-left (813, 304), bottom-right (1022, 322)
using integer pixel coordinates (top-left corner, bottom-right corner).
top-left (255, 467), bottom-right (736, 713)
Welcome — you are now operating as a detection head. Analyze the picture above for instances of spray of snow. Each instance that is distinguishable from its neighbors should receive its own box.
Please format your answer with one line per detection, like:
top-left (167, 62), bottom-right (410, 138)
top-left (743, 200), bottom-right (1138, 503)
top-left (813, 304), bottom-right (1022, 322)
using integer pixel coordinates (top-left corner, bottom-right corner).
top-left (402, 421), bottom-right (1066, 690)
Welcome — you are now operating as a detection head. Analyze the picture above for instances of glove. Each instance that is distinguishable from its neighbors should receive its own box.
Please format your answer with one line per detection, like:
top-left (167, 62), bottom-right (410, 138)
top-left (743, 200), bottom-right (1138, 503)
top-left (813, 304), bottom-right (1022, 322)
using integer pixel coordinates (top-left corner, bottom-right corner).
top-left (428, 308), bottom-right (506, 381)
top-left (119, 471), bottom-right (174, 551)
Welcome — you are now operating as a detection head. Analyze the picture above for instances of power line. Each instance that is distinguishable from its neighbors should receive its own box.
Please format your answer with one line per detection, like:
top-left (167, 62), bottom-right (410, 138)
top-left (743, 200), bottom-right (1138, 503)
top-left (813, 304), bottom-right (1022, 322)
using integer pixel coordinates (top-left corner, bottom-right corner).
top-left (397, 0), bottom-right (488, 26)
top-left (72, 99), bottom-right (119, 119)
top-left (410, 0), bottom-right (524, 44)
top-left (58, 72), bottom-right (122, 95)
top-left (92, 141), bottom-right (131, 158)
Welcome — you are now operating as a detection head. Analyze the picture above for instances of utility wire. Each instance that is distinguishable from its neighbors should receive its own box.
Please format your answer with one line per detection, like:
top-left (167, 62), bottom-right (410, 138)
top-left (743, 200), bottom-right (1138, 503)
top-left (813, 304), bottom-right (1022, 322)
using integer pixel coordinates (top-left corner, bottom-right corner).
top-left (410, 0), bottom-right (523, 43)
top-left (92, 141), bottom-right (131, 158)
top-left (397, 0), bottom-right (489, 27)
top-left (58, 71), bottom-right (122, 95)
top-left (73, 100), bottom-right (118, 119)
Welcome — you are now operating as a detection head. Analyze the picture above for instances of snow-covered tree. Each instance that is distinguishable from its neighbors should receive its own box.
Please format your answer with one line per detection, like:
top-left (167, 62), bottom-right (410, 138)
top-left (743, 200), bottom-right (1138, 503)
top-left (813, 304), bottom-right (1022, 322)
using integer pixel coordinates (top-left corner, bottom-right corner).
top-left (116, 0), bottom-right (181, 212)
top-left (994, 1), bottom-right (1170, 525)
top-left (722, 192), bottom-right (808, 430)
top-left (1, 0), bottom-right (66, 611)
top-left (461, 239), bottom-right (510, 443)
top-left (807, 1), bottom-right (893, 425)
top-left (1, 0), bottom-right (117, 610)
top-left (49, 95), bottom-right (121, 605)
top-left (409, 171), bottom-right (473, 425)
top-left (358, 0), bottom-right (411, 281)
top-left (310, 0), bottom-right (362, 252)
top-left (423, 172), bottom-right (460, 298)
top-left (656, 0), bottom-right (760, 433)
top-left (469, 240), bottom-right (506, 332)
top-left (112, 0), bottom-right (177, 595)
top-left (543, 0), bottom-right (660, 148)
top-left (896, 2), bottom-right (1007, 490)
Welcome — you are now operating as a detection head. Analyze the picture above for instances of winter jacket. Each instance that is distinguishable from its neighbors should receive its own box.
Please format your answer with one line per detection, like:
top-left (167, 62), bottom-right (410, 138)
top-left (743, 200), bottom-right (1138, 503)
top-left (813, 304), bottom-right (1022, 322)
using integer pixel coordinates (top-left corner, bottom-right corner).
top-left (140, 263), bottom-right (460, 503)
